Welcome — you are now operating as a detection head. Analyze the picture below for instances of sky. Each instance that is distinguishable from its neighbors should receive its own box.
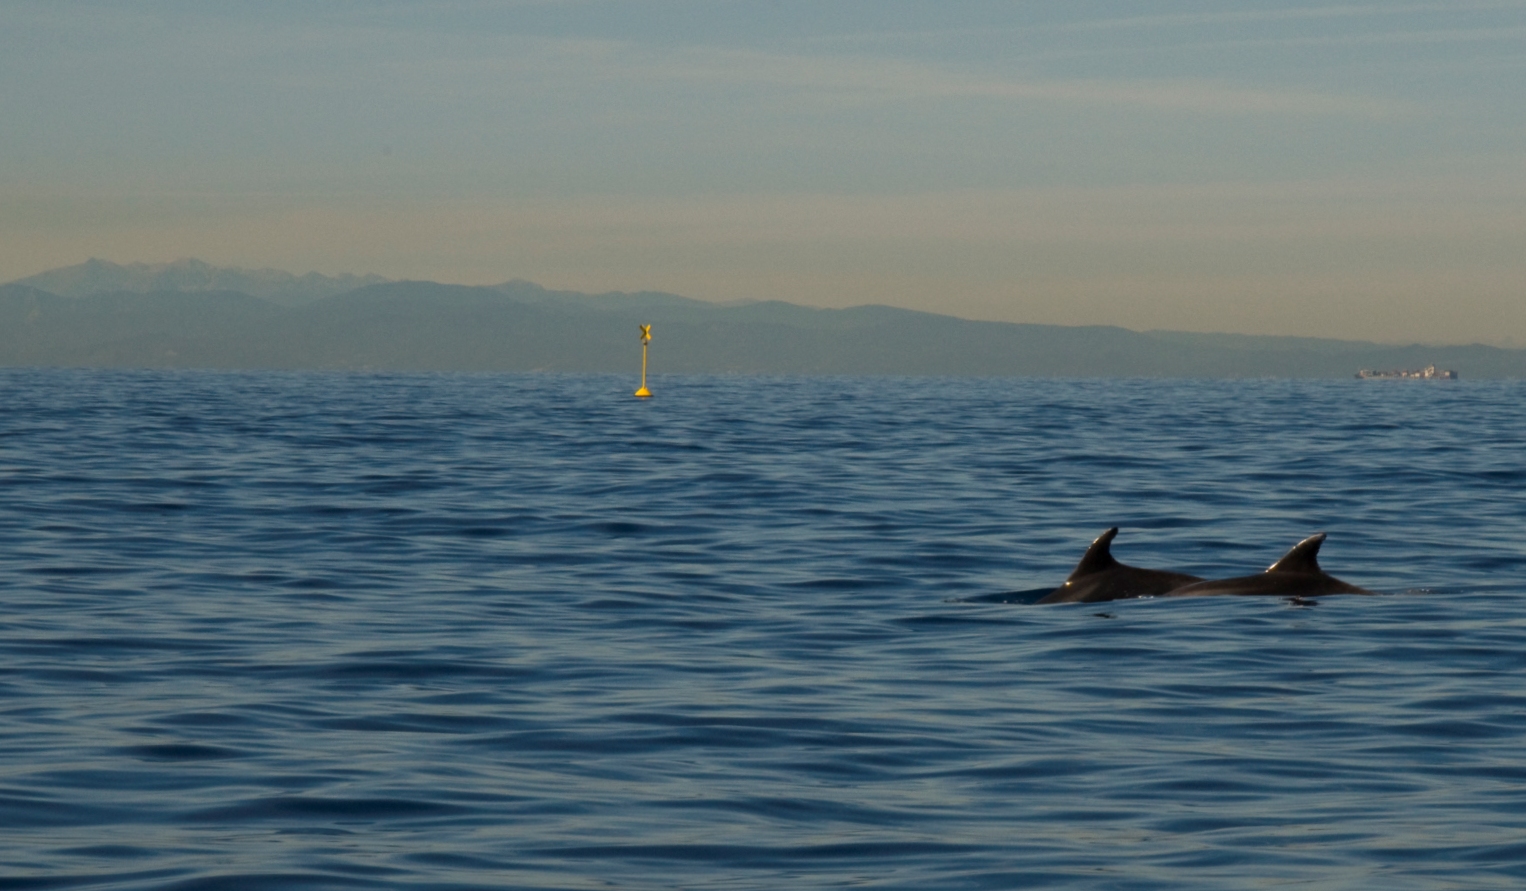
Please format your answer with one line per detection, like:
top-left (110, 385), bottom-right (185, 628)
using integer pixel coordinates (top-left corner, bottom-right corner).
top-left (3, 0), bottom-right (1524, 344)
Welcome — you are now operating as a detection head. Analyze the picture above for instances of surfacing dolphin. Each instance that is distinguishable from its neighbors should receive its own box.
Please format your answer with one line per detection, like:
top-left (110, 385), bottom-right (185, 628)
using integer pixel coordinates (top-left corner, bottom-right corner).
top-left (1162, 532), bottom-right (1374, 598)
top-left (1036, 527), bottom-right (1203, 604)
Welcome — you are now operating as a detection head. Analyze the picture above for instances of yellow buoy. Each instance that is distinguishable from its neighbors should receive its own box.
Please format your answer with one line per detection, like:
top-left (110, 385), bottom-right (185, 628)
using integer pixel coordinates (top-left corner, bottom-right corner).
top-left (634, 324), bottom-right (653, 398)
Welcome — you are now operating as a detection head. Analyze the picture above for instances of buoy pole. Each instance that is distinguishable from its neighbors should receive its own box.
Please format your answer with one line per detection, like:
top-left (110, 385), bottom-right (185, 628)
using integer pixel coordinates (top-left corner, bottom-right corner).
top-left (634, 324), bottom-right (652, 398)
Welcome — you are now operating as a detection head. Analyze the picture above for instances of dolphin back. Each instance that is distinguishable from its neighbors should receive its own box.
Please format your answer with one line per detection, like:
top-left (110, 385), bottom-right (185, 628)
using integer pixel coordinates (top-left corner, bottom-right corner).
top-left (1163, 532), bottom-right (1373, 598)
top-left (1038, 528), bottom-right (1202, 604)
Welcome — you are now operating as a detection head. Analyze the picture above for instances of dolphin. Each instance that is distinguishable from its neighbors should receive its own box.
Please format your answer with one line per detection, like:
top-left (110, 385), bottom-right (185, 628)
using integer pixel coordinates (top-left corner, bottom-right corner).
top-left (1036, 527), bottom-right (1203, 604)
top-left (1162, 533), bottom-right (1374, 598)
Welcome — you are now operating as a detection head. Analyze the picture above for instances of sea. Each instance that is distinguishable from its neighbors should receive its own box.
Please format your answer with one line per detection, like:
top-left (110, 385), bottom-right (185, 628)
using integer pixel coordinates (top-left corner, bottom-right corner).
top-left (1, 368), bottom-right (1524, 891)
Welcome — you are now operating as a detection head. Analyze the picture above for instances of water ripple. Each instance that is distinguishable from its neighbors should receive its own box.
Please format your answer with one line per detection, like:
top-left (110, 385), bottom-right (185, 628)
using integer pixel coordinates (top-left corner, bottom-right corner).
top-left (1, 369), bottom-right (1524, 889)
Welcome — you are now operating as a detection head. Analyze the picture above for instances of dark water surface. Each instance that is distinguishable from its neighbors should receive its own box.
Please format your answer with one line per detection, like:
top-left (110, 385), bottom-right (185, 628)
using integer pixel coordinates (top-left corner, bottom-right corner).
top-left (2, 369), bottom-right (1524, 890)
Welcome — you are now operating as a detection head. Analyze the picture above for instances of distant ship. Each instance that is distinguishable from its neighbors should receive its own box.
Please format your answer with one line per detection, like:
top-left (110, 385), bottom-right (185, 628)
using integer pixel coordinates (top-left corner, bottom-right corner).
top-left (1355, 364), bottom-right (1458, 380)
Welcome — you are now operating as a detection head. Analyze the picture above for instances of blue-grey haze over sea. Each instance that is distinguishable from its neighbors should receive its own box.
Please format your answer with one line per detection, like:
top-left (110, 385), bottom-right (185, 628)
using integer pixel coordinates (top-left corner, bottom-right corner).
top-left (2, 368), bottom-right (1524, 890)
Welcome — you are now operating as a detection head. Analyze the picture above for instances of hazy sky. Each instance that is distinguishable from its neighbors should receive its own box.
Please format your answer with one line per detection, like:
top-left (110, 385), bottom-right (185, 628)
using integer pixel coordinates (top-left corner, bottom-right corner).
top-left (4, 1), bottom-right (1524, 343)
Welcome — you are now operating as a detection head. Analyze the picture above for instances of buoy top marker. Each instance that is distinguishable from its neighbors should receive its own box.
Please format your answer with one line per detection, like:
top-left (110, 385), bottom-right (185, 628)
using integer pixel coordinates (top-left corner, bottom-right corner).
top-left (634, 324), bottom-right (653, 398)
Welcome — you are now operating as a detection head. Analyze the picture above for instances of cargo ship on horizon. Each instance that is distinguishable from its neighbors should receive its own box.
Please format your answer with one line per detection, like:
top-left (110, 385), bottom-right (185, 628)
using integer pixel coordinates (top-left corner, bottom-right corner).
top-left (1355, 364), bottom-right (1458, 380)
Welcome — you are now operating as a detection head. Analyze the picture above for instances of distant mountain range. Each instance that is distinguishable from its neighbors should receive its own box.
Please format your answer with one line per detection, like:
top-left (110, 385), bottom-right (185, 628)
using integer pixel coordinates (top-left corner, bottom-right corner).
top-left (12, 258), bottom-right (389, 306)
top-left (3, 259), bottom-right (1523, 378)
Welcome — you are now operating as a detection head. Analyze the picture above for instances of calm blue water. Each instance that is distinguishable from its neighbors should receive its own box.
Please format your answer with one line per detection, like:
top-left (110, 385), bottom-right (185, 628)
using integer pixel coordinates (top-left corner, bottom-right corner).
top-left (2, 369), bottom-right (1524, 890)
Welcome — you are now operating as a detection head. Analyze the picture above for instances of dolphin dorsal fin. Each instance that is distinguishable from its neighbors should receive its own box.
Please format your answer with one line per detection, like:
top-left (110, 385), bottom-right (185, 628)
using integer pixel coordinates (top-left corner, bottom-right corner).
top-left (1067, 527), bottom-right (1121, 579)
top-left (1265, 533), bottom-right (1326, 574)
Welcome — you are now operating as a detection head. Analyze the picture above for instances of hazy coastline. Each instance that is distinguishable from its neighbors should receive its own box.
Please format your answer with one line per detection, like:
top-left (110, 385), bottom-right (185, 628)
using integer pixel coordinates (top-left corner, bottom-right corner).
top-left (4, 260), bottom-right (1519, 378)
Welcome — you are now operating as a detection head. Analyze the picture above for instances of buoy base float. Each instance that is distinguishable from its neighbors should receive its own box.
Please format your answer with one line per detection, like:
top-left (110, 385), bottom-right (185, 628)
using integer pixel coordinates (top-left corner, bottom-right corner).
top-left (634, 386), bottom-right (651, 398)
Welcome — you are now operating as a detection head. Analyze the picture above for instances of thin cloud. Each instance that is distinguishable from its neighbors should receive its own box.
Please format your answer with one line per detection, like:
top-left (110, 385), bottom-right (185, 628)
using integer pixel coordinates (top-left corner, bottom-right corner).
top-left (485, 39), bottom-right (1412, 118)
top-left (811, 0), bottom-right (1526, 45)
top-left (1179, 22), bottom-right (1526, 50)
top-left (1032, 0), bottom-right (1526, 33)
